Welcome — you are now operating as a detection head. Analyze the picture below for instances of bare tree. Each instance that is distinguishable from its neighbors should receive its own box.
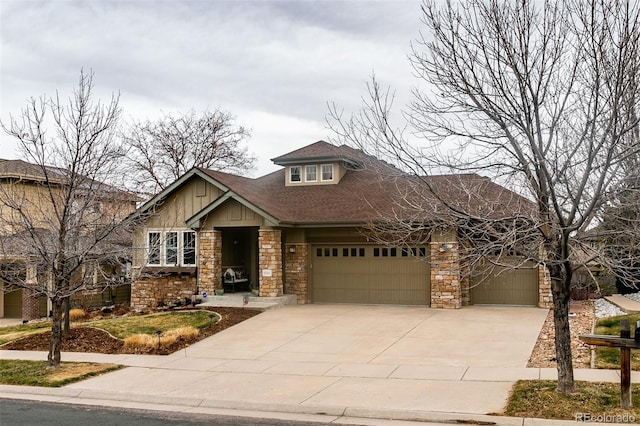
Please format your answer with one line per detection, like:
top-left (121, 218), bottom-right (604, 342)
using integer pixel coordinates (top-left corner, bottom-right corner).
top-left (0, 70), bottom-right (137, 368)
top-left (329, 0), bottom-right (640, 393)
top-left (123, 109), bottom-right (254, 195)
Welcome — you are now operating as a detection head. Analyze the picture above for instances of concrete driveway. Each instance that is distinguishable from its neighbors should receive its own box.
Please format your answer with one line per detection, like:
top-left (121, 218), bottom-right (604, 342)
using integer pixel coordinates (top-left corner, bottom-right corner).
top-left (186, 304), bottom-right (545, 368)
top-left (57, 304), bottom-right (548, 418)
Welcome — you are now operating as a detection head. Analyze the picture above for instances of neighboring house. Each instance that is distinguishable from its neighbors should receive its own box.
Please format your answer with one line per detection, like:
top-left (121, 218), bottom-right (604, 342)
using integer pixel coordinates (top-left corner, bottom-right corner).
top-left (130, 141), bottom-right (552, 310)
top-left (0, 159), bottom-right (139, 319)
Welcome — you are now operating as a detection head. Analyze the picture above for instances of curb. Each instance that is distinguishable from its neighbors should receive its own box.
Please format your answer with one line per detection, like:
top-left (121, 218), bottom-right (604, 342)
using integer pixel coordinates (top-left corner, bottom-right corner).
top-left (0, 385), bottom-right (586, 426)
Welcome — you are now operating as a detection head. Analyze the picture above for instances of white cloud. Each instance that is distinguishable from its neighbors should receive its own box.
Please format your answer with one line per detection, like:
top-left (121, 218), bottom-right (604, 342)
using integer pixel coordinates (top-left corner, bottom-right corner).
top-left (1, 0), bottom-right (423, 176)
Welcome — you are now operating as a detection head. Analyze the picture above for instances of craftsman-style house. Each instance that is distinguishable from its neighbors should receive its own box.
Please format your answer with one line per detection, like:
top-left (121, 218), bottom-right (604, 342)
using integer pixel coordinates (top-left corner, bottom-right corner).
top-left (129, 141), bottom-right (552, 310)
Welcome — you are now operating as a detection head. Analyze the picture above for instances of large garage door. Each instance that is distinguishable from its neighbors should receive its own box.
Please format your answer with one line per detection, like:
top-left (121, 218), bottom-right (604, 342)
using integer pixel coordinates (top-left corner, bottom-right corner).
top-left (312, 245), bottom-right (430, 305)
top-left (471, 263), bottom-right (538, 306)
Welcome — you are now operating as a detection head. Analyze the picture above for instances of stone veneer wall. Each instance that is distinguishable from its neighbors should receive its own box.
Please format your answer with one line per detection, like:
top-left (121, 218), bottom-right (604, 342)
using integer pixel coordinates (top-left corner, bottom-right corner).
top-left (430, 242), bottom-right (462, 309)
top-left (538, 265), bottom-right (553, 308)
top-left (259, 228), bottom-right (283, 297)
top-left (198, 230), bottom-right (222, 295)
top-left (284, 243), bottom-right (309, 303)
top-left (131, 276), bottom-right (196, 310)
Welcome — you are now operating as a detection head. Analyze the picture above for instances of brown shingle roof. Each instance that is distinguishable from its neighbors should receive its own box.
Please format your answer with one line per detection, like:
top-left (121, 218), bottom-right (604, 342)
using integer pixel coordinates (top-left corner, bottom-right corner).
top-left (198, 143), bottom-right (533, 225)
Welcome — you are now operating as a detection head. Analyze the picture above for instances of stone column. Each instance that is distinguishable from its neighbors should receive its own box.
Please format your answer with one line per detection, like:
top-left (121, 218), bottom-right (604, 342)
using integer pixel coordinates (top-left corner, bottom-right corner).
top-left (198, 229), bottom-right (222, 296)
top-left (430, 230), bottom-right (462, 309)
top-left (538, 265), bottom-right (553, 308)
top-left (284, 243), bottom-right (309, 303)
top-left (22, 264), bottom-right (41, 320)
top-left (259, 228), bottom-right (283, 297)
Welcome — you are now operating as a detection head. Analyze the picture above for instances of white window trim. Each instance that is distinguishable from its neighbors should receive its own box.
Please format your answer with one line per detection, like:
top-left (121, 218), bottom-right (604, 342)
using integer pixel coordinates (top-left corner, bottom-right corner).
top-left (289, 166), bottom-right (302, 183)
top-left (146, 230), bottom-right (197, 267)
top-left (305, 165), bottom-right (317, 182)
top-left (321, 164), bottom-right (334, 181)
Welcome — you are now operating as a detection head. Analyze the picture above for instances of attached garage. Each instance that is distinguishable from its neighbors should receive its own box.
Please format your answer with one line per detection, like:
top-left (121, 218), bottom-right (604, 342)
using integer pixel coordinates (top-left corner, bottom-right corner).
top-left (311, 245), bottom-right (430, 305)
top-left (470, 263), bottom-right (539, 306)
top-left (3, 288), bottom-right (22, 318)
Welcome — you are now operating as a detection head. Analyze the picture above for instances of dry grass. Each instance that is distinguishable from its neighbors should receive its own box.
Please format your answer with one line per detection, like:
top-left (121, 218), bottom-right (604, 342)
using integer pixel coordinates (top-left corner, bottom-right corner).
top-left (68, 309), bottom-right (86, 322)
top-left (0, 360), bottom-right (121, 387)
top-left (505, 380), bottom-right (640, 421)
top-left (123, 326), bottom-right (200, 350)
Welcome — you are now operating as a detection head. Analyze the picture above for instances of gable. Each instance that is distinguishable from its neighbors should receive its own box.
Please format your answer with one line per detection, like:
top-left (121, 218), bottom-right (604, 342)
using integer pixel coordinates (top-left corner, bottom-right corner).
top-left (142, 175), bottom-right (223, 228)
top-left (198, 198), bottom-right (265, 228)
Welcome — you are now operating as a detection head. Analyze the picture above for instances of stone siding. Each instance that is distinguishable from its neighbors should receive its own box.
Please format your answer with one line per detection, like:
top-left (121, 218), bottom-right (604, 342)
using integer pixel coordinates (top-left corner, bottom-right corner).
top-left (198, 230), bottom-right (222, 295)
top-left (259, 228), bottom-right (283, 297)
top-left (284, 243), bottom-right (309, 303)
top-left (538, 265), bottom-right (553, 308)
top-left (430, 242), bottom-right (462, 309)
top-left (131, 276), bottom-right (196, 310)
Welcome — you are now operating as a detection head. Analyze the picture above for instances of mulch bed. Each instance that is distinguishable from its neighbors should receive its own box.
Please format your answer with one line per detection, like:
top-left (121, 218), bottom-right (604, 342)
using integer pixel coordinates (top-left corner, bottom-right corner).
top-left (1, 306), bottom-right (262, 356)
top-left (527, 300), bottom-right (594, 368)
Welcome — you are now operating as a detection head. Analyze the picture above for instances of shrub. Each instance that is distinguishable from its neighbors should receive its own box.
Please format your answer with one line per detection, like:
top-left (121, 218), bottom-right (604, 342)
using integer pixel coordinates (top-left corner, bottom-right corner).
top-left (68, 309), bottom-right (86, 322)
top-left (123, 334), bottom-right (155, 350)
top-left (123, 326), bottom-right (199, 350)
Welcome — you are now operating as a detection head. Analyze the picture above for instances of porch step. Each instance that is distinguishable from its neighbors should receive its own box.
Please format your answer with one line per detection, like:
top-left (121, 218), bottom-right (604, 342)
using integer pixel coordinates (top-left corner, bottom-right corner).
top-left (198, 293), bottom-right (297, 310)
top-left (605, 294), bottom-right (640, 313)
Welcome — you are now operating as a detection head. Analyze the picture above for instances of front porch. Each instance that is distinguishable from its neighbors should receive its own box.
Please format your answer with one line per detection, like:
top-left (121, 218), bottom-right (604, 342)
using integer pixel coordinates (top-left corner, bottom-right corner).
top-left (199, 291), bottom-right (297, 310)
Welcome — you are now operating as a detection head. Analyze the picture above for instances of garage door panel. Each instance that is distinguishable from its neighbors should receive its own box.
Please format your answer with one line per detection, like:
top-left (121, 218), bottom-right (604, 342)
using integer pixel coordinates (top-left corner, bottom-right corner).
top-left (471, 263), bottom-right (538, 306)
top-left (312, 245), bottom-right (430, 305)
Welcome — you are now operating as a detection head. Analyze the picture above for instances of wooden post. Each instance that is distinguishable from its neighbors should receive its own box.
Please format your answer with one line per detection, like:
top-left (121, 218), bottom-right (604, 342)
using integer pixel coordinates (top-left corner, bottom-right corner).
top-left (580, 320), bottom-right (640, 410)
top-left (621, 319), bottom-right (632, 409)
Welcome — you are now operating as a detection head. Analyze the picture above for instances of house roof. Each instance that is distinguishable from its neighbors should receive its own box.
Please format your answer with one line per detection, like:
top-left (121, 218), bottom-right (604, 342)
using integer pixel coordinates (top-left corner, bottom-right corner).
top-left (271, 140), bottom-right (362, 168)
top-left (0, 159), bottom-right (68, 183)
top-left (193, 141), bottom-right (533, 226)
top-left (0, 158), bottom-right (141, 202)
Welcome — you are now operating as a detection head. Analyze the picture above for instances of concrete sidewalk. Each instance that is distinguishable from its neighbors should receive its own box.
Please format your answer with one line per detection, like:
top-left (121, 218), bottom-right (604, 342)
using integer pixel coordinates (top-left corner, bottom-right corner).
top-left (0, 352), bottom-right (627, 426)
top-left (0, 305), bottom-right (627, 425)
top-left (605, 294), bottom-right (640, 313)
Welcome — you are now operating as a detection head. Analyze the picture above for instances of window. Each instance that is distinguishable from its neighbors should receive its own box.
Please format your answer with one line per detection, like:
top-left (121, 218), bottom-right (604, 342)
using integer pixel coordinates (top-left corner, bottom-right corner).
top-left (305, 165), bottom-right (317, 182)
top-left (321, 164), bottom-right (333, 181)
top-left (183, 232), bottom-right (196, 265)
top-left (146, 230), bottom-right (197, 266)
top-left (290, 166), bottom-right (301, 183)
top-left (147, 232), bottom-right (161, 265)
top-left (165, 232), bottom-right (178, 265)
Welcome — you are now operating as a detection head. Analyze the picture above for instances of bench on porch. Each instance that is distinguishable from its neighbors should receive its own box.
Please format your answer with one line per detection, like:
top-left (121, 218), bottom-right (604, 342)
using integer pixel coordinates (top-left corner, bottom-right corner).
top-left (222, 267), bottom-right (250, 293)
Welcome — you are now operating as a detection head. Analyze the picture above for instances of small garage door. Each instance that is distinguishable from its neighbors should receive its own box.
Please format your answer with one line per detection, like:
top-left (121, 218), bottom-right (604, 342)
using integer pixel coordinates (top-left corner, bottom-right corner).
top-left (3, 288), bottom-right (22, 318)
top-left (312, 245), bottom-right (430, 305)
top-left (471, 264), bottom-right (539, 306)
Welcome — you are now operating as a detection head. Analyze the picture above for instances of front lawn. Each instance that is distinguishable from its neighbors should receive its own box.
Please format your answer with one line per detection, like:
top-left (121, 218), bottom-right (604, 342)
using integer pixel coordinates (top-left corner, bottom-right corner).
top-left (594, 314), bottom-right (640, 370)
top-left (505, 380), bottom-right (640, 421)
top-left (0, 360), bottom-right (121, 387)
top-left (85, 310), bottom-right (216, 339)
top-left (0, 322), bottom-right (52, 346)
top-left (0, 307), bottom-right (261, 355)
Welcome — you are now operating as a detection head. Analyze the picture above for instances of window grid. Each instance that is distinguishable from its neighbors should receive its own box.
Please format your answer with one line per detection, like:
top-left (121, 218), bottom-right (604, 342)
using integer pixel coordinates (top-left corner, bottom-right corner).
top-left (290, 166), bottom-right (301, 183)
top-left (305, 165), bottom-right (317, 182)
top-left (321, 164), bottom-right (333, 181)
top-left (147, 230), bottom-right (197, 266)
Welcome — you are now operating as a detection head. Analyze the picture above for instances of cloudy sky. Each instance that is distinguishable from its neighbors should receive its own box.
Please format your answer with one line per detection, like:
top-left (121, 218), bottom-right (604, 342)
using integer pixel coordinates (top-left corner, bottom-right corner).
top-left (1, 0), bottom-right (424, 176)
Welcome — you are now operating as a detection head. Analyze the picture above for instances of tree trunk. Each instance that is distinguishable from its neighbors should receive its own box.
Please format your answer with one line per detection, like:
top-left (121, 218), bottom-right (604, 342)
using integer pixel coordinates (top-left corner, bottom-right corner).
top-left (62, 297), bottom-right (70, 336)
top-left (48, 298), bottom-right (64, 368)
top-left (551, 274), bottom-right (575, 393)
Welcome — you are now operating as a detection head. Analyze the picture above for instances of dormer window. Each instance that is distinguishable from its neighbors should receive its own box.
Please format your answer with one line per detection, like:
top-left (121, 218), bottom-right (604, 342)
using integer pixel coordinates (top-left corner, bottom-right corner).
top-left (321, 164), bottom-right (334, 181)
top-left (290, 166), bottom-right (301, 183)
top-left (305, 165), bottom-right (317, 182)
